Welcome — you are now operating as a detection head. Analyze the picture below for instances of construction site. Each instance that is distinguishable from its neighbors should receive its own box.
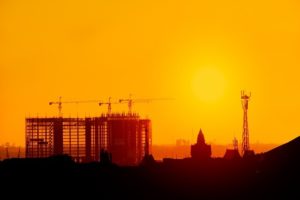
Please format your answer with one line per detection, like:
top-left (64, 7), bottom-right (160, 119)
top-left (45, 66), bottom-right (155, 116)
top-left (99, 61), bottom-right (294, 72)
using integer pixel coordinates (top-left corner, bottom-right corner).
top-left (25, 91), bottom-right (254, 165)
top-left (25, 97), bottom-right (153, 165)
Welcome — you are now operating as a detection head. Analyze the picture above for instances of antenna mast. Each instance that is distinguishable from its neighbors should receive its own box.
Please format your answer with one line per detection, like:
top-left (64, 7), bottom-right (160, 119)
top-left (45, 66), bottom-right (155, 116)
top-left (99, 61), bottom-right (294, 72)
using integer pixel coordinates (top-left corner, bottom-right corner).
top-left (241, 90), bottom-right (251, 156)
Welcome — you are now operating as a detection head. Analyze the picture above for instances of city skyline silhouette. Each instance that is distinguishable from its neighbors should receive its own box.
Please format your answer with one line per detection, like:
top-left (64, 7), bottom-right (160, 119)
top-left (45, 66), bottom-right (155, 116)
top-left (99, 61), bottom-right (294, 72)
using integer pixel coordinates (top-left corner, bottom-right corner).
top-left (1, 1), bottom-right (300, 198)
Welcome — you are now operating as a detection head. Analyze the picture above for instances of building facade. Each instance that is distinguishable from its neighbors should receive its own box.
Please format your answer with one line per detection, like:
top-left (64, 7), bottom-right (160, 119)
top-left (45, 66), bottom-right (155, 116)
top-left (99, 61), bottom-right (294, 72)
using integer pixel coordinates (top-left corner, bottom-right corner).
top-left (191, 129), bottom-right (211, 160)
top-left (26, 113), bottom-right (151, 165)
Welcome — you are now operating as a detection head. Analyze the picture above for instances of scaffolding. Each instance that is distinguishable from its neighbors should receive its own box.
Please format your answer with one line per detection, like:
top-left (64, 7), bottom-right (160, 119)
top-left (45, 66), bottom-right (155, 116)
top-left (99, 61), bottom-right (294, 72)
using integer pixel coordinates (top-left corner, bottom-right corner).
top-left (26, 113), bottom-right (151, 165)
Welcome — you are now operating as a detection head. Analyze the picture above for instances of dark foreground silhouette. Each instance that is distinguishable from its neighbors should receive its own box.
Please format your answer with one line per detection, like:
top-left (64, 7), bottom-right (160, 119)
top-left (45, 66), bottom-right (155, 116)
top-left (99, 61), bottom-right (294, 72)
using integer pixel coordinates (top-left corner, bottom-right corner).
top-left (1, 137), bottom-right (300, 199)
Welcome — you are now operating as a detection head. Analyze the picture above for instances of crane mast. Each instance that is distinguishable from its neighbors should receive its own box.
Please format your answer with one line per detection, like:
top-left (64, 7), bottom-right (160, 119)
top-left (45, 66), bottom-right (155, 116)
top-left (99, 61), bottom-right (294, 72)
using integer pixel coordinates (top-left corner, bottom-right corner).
top-left (99, 97), bottom-right (120, 115)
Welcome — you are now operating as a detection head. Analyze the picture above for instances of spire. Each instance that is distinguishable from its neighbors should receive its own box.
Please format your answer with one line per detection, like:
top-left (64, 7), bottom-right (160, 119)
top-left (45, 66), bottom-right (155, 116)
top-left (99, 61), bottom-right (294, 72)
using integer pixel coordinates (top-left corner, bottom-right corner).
top-left (197, 129), bottom-right (205, 144)
top-left (191, 128), bottom-right (212, 159)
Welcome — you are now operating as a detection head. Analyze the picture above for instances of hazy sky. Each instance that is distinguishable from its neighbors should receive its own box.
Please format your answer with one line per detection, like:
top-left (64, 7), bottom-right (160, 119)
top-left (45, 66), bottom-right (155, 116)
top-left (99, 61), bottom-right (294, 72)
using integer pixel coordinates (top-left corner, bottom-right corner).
top-left (1, 0), bottom-right (300, 146)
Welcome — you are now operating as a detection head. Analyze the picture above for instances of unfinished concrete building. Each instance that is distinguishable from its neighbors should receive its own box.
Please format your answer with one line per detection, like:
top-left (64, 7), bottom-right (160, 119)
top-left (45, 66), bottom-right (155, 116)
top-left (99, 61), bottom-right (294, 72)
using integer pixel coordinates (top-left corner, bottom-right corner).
top-left (26, 113), bottom-right (151, 166)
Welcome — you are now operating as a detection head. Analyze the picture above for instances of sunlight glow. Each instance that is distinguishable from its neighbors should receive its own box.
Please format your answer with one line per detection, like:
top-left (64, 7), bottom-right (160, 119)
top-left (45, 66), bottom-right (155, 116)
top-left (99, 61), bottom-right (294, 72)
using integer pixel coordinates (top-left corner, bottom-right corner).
top-left (192, 67), bottom-right (226, 103)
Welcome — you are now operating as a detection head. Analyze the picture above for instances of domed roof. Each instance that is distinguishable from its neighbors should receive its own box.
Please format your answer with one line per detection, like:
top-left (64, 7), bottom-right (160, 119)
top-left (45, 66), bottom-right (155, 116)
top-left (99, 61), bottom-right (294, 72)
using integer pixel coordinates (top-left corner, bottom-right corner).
top-left (197, 129), bottom-right (205, 144)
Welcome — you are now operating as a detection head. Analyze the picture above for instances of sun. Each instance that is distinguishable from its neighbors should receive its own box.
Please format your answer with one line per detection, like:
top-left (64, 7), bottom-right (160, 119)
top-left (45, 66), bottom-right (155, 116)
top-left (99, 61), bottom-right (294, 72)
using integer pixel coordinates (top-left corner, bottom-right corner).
top-left (192, 67), bottom-right (226, 102)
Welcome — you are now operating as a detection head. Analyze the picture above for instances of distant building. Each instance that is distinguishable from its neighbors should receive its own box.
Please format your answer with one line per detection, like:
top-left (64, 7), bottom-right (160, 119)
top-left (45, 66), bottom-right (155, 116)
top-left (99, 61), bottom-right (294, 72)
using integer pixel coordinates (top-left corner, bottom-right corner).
top-left (191, 129), bottom-right (211, 160)
top-left (25, 113), bottom-right (151, 166)
top-left (224, 149), bottom-right (241, 160)
top-left (243, 150), bottom-right (255, 158)
top-left (176, 139), bottom-right (190, 146)
top-left (224, 137), bottom-right (241, 160)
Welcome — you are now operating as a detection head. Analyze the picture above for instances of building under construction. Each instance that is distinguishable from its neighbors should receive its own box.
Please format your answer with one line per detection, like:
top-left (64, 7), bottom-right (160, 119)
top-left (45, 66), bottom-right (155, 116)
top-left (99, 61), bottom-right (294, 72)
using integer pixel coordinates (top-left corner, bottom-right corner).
top-left (26, 113), bottom-right (151, 166)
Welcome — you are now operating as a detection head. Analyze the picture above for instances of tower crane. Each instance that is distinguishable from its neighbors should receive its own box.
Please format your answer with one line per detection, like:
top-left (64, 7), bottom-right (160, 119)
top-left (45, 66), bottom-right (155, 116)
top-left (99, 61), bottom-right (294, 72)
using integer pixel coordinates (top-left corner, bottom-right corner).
top-left (49, 96), bottom-right (63, 117)
top-left (119, 94), bottom-right (174, 114)
top-left (99, 97), bottom-right (120, 115)
top-left (49, 96), bottom-right (102, 117)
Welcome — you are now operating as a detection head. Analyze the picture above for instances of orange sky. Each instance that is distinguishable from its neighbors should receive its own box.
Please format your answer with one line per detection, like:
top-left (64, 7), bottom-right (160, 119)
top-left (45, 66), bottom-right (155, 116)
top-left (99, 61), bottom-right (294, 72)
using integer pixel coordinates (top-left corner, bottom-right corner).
top-left (1, 0), bottom-right (300, 146)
